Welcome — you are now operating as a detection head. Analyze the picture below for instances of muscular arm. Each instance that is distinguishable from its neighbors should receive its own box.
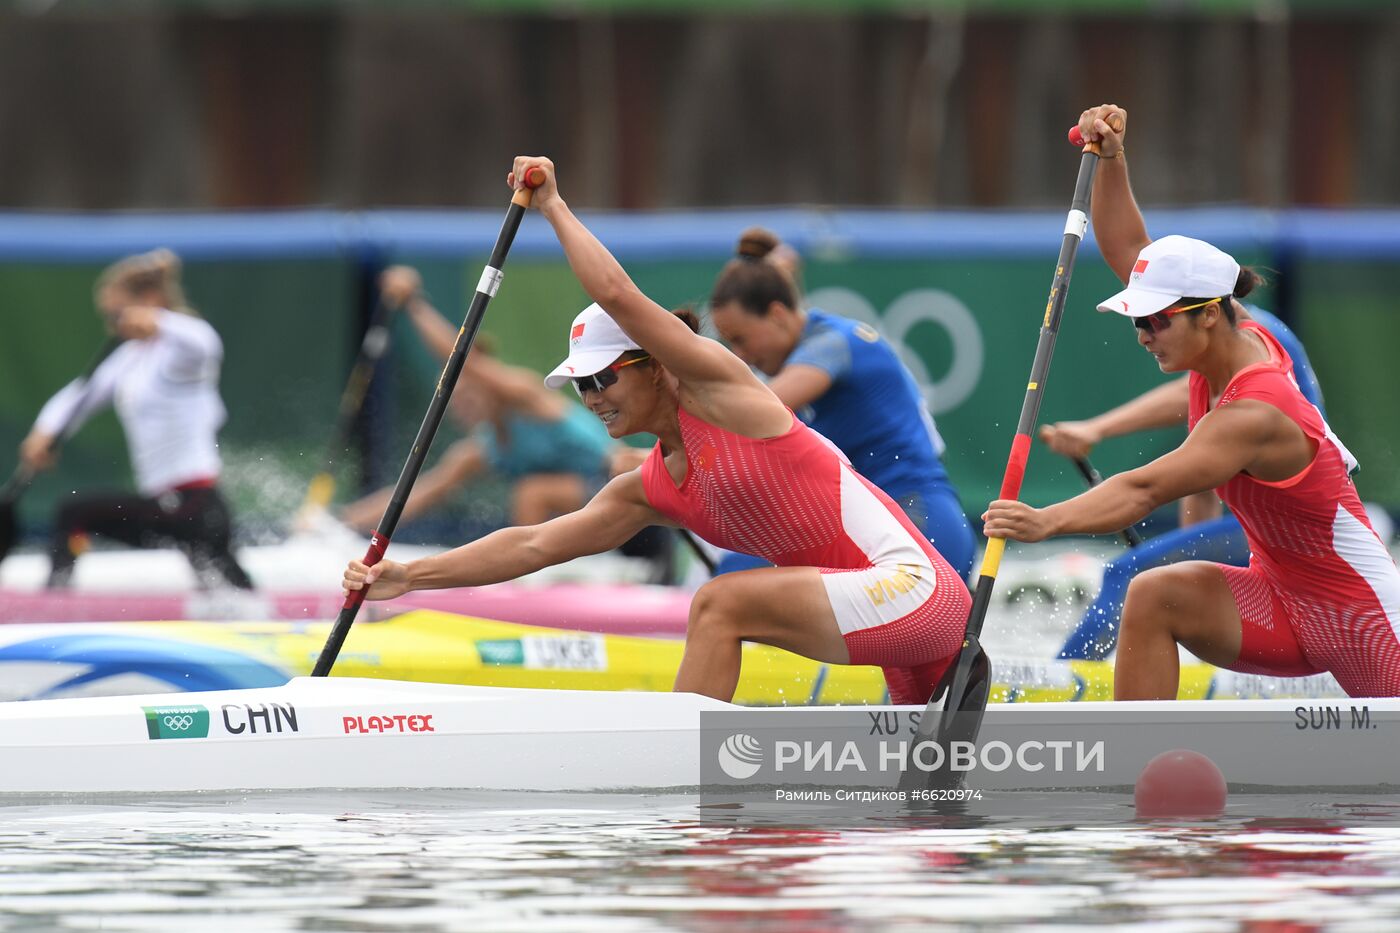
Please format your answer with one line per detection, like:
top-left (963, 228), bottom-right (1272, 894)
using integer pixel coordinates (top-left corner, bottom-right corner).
top-left (1077, 106), bottom-right (1149, 283)
top-left (389, 471), bottom-right (661, 593)
top-left (31, 351), bottom-right (124, 439)
top-left (404, 299), bottom-right (461, 362)
top-left (534, 196), bottom-right (788, 436)
top-left (765, 365), bottom-right (833, 411)
top-left (403, 301), bottom-right (566, 421)
top-left (512, 159), bottom-right (786, 438)
top-left (465, 353), bottom-right (566, 421)
top-left (536, 198), bottom-right (747, 387)
top-left (1040, 378), bottom-right (1189, 459)
top-left (1091, 377), bottom-right (1190, 435)
top-left (987, 400), bottom-right (1285, 540)
top-left (339, 439), bottom-right (487, 534)
top-left (1091, 157), bottom-right (1151, 284)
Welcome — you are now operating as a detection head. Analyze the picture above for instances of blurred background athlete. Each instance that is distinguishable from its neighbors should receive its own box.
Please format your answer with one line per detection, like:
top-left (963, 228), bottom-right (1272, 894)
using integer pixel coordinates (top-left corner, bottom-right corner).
top-left (20, 249), bottom-right (253, 590)
top-left (707, 228), bottom-right (975, 582)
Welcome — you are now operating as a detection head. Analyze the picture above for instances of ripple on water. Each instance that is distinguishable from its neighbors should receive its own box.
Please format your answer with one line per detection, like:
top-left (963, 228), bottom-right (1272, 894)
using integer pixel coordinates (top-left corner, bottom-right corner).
top-left (2, 793), bottom-right (1400, 931)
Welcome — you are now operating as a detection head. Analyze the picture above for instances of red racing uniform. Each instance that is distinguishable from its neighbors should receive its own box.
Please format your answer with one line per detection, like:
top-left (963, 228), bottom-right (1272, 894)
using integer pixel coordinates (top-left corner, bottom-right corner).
top-left (1189, 322), bottom-right (1400, 696)
top-left (641, 406), bottom-right (970, 704)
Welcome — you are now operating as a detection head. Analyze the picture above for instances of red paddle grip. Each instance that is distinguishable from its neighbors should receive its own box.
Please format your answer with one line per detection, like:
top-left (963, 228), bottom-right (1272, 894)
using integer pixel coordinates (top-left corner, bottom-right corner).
top-left (1068, 113), bottom-right (1125, 149)
top-left (341, 531), bottom-right (390, 611)
top-left (998, 434), bottom-right (1032, 501)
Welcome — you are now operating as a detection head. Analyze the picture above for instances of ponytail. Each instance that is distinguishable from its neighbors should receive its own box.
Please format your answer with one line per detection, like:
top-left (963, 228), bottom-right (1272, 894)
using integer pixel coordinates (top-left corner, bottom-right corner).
top-left (736, 227), bottom-right (781, 262)
top-left (1234, 266), bottom-right (1266, 300)
top-left (671, 305), bottom-right (702, 334)
top-left (97, 248), bottom-right (196, 316)
top-left (710, 227), bottom-right (799, 316)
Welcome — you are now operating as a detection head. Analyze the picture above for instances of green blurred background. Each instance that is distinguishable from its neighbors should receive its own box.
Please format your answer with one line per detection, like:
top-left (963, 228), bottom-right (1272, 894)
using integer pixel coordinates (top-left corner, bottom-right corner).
top-left (1, 0), bottom-right (1397, 546)
top-left (1, 209), bottom-right (1392, 546)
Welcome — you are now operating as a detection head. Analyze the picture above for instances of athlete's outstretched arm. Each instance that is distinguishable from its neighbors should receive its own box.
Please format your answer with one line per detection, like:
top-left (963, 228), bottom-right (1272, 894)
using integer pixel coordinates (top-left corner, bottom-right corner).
top-left (985, 400), bottom-right (1282, 541)
top-left (1076, 104), bottom-right (1150, 283)
top-left (343, 471), bottom-right (664, 600)
top-left (1039, 377), bottom-right (1189, 459)
top-left (508, 157), bottom-right (751, 390)
top-left (766, 365), bottom-right (833, 411)
top-left (463, 352), bottom-right (567, 422)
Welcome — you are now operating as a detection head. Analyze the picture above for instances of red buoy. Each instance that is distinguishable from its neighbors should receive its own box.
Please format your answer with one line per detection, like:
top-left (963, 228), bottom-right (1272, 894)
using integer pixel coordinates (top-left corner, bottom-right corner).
top-left (1134, 749), bottom-right (1228, 818)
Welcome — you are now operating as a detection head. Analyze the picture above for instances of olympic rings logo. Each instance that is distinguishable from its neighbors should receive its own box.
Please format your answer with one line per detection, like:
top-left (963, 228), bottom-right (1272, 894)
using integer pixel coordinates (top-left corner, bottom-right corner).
top-left (162, 715), bottom-right (195, 731)
top-left (803, 287), bottom-right (985, 415)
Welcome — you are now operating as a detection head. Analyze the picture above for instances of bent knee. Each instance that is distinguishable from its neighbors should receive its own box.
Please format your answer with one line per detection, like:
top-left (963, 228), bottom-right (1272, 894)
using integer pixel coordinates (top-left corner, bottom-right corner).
top-left (1122, 563), bottom-right (1224, 631)
top-left (688, 578), bottom-right (746, 639)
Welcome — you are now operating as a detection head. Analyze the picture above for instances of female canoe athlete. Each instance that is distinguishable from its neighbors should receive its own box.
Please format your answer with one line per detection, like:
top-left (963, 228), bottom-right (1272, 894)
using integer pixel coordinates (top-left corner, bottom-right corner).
top-left (21, 249), bottom-right (253, 591)
top-left (343, 156), bottom-right (971, 704)
top-left (707, 228), bottom-right (975, 581)
top-left (983, 106), bottom-right (1400, 700)
top-left (1038, 102), bottom-right (1331, 661)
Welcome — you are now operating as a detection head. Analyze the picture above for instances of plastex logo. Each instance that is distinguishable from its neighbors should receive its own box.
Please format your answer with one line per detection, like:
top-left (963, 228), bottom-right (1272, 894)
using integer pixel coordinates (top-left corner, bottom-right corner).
top-left (143, 704), bottom-right (211, 740)
top-left (717, 733), bottom-right (764, 779)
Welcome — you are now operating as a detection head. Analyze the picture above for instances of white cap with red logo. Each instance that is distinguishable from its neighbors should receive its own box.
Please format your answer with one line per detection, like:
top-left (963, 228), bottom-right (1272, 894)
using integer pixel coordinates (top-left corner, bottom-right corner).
top-left (543, 303), bottom-right (644, 389)
top-left (1097, 235), bottom-right (1240, 318)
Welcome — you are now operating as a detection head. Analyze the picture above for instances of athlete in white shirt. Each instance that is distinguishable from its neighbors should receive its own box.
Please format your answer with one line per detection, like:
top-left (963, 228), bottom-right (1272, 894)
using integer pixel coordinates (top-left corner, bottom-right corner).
top-left (19, 250), bottom-right (252, 590)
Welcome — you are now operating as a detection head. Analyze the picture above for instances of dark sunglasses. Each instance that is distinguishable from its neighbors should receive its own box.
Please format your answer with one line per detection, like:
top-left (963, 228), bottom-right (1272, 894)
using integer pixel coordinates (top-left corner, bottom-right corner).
top-left (571, 355), bottom-right (651, 396)
top-left (1133, 297), bottom-right (1226, 334)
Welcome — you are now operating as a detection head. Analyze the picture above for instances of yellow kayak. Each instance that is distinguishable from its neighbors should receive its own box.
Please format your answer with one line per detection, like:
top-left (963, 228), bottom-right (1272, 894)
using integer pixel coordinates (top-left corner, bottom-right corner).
top-left (67, 609), bottom-right (1342, 705)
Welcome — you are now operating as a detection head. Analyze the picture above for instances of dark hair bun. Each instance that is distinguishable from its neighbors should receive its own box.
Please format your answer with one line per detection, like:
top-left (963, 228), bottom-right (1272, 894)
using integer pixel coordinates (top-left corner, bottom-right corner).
top-left (671, 306), bottom-right (702, 334)
top-left (736, 227), bottom-right (781, 261)
top-left (1234, 266), bottom-right (1266, 299)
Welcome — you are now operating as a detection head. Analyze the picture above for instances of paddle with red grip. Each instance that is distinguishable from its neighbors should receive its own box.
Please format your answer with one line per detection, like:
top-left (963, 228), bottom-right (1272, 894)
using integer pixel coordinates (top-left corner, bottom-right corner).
top-left (312, 167), bottom-right (545, 676)
top-left (901, 115), bottom-right (1122, 792)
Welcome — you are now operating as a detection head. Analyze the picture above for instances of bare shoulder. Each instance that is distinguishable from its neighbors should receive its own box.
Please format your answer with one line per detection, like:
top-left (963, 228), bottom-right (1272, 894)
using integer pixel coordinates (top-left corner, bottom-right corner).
top-left (594, 467), bottom-right (656, 511)
top-left (679, 378), bottom-right (792, 439)
top-left (1195, 398), bottom-right (1283, 442)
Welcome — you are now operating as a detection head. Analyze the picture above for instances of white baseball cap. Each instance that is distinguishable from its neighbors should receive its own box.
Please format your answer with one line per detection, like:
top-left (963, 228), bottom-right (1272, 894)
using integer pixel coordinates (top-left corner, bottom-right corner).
top-left (543, 303), bottom-right (643, 389)
top-left (1097, 235), bottom-right (1240, 318)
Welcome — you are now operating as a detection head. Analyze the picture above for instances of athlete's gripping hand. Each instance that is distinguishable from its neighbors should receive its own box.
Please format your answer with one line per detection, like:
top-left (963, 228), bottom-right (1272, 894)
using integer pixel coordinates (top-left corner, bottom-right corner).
top-left (18, 431), bottom-right (58, 472)
top-left (1039, 420), bottom-right (1102, 459)
top-left (343, 557), bottom-right (411, 601)
top-left (508, 156), bottom-right (559, 211)
top-left (379, 265), bottom-right (423, 310)
top-left (982, 499), bottom-right (1052, 543)
top-left (1077, 103), bottom-right (1126, 159)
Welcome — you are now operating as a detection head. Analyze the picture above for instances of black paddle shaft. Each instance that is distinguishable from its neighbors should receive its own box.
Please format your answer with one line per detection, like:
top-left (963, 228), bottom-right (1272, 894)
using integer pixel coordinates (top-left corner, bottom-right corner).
top-left (900, 144), bottom-right (1108, 792)
top-left (323, 295), bottom-right (399, 472)
top-left (312, 179), bottom-right (540, 677)
top-left (0, 336), bottom-right (124, 562)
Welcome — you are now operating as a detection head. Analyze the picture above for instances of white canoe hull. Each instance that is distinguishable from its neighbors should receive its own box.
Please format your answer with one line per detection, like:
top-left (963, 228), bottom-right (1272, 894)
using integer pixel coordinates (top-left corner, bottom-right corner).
top-left (1, 677), bottom-right (1394, 795)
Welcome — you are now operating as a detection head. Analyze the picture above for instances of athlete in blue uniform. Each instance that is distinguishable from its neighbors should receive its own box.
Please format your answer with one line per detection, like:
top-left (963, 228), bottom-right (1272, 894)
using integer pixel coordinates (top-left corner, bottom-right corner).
top-left (707, 228), bottom-right (975, 580)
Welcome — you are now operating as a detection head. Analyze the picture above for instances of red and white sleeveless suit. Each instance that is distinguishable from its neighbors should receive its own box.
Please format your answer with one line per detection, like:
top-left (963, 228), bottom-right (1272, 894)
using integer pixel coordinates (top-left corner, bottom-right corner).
top-left (641, 406), bottom-right (970, 704)
top-left (1189, 322), bottom-right (1400, 697)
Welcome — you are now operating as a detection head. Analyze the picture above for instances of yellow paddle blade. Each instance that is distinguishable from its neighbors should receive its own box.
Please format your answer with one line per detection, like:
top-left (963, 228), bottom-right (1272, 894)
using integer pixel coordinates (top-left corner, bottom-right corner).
top-left (302, 472), bottom-right (336, 511)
